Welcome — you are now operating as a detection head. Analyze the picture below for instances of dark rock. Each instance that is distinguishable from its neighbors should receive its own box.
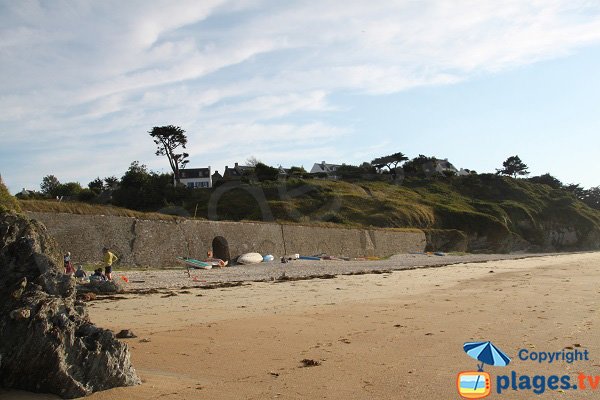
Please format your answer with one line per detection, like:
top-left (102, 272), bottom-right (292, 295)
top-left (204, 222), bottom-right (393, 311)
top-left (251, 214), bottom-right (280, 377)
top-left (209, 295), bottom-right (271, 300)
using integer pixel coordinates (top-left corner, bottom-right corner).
top-left (0, 212), bottom-right (140, 398)
top-left (212, 236), bottom-right (230, 264)
top-left (85, 278), bottom-right (125, 294)
top-left (115, 329), bottom-right (137, 339)
top-left (77, 292), bottom-right (97, 302)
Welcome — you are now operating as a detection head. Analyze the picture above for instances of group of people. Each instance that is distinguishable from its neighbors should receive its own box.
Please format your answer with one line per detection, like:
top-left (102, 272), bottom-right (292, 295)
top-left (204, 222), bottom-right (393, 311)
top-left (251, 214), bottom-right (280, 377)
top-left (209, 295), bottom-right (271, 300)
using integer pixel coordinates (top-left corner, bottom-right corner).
top-left (63, 247), bottom-right (119, 282)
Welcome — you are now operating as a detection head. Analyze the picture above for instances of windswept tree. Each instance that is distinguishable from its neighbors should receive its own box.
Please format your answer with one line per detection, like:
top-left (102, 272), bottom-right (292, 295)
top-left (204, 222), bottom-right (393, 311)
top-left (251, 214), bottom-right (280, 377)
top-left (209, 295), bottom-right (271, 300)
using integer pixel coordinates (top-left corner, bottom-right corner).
top-left (496, 155), bottom-right (529, 178)
top-left (370, 152), bottom-right (409, 173)
top-left (149, 125), bottom-right (189, 185)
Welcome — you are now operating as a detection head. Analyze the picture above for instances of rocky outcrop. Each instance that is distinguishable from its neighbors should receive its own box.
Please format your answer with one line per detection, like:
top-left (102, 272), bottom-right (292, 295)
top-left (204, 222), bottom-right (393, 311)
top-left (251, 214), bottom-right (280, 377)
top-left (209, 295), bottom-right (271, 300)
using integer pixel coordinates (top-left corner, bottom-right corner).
top-left (0, 212), bottom-right (140, 398)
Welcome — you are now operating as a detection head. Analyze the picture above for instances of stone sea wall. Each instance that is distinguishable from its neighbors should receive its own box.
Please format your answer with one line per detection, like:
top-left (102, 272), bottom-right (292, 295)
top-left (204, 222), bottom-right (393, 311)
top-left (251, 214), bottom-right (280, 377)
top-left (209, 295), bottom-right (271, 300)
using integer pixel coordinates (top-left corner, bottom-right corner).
top-left (27, 212), bottom-right (426, 268)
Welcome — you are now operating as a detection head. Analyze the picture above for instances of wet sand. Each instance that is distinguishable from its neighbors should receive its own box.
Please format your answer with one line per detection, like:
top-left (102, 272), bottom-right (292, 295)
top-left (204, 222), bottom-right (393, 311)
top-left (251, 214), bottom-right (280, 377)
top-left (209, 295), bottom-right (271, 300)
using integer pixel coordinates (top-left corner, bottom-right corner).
top-left (2, 252), bottom-right (599, 399)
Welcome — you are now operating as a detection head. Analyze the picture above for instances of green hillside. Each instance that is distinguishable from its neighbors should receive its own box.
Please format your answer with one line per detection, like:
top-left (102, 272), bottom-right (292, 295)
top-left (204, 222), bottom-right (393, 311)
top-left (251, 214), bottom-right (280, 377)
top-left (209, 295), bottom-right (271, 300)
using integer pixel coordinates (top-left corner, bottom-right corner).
top-left (19, 174), bottom-right (600, 252)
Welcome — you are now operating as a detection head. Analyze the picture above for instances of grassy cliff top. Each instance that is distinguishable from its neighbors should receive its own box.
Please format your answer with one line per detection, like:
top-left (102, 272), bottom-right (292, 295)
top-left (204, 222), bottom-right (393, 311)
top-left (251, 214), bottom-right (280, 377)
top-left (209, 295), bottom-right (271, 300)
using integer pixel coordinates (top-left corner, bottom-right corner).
top-left (18, 175), bottom-right (600, 250)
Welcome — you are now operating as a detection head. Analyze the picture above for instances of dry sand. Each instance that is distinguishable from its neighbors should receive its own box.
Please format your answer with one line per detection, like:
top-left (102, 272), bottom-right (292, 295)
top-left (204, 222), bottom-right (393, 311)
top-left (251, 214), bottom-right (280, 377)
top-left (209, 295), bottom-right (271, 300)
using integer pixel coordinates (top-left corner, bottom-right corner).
top-left (2, 252), bottom-right (599, 399)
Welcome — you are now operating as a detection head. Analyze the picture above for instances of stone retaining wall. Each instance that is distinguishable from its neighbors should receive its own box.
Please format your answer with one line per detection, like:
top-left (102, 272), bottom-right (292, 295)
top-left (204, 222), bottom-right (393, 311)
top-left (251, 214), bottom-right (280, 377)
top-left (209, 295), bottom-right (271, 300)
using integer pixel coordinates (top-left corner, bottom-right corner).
top-left (27, 212), bottom-right (426, 268)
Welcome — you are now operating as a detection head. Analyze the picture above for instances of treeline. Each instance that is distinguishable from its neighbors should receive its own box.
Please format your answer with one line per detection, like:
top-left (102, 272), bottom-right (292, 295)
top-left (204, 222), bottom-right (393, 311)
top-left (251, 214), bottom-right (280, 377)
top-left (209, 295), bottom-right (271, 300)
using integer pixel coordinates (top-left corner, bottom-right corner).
top-left (17, 152), bottom-right (600, 212)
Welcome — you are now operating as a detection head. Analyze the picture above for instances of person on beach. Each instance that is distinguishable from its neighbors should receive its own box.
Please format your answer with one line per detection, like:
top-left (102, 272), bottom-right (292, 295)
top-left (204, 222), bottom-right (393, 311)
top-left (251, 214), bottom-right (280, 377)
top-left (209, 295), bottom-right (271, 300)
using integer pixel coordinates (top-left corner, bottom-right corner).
top-left (102, 247), bottom-right (118, 281)
top-left (205, 250), bottom-right (226, 267)
top-left (64, 252), bottom-right (75, 275)
top-left (74, 265), bottom-right (87, 279)
top-left (90, 268), bottom-right (106, 281)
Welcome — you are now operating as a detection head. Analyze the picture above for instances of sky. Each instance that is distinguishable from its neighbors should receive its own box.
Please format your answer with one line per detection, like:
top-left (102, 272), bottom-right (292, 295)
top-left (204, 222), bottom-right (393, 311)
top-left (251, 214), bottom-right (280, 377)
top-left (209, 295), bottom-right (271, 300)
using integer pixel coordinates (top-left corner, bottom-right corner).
top-left (1, 0), bottom-right (599, 194)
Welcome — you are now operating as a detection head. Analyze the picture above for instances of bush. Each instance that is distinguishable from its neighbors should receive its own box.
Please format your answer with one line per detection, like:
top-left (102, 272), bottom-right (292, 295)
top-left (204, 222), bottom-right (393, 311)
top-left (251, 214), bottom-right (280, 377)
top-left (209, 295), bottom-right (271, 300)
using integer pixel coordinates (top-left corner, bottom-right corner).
top-left (319, 211), bottom-right (348, 224)
top-left (77, 188), bottom-right (97, 202)
top-left (528, 173), bottom-right (563, 189)
top-left (255, 163), bottom-right (279, 182)
top-left (0, 178), bottom-right (21, 213)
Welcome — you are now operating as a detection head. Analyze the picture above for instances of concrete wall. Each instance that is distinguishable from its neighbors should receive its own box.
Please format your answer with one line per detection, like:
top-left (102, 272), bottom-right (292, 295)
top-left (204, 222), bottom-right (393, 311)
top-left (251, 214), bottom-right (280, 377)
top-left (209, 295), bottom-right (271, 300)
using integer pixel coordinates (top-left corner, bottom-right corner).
top-left (27, 212), bottom-right (426, 268)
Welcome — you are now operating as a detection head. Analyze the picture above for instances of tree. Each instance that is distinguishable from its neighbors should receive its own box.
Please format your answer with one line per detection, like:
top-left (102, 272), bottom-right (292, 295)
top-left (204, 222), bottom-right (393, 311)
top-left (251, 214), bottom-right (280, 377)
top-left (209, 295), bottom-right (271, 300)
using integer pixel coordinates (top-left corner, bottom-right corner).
top-left (54, 182), bottom-right (83, 197)
top-left (40, 175), bottom-right (60, 196)
top-left (104, 176), bottom-right (119, 189)
top-left (149, 125), bottom-right (189, 185)
top-left (88, 177), bottom-right (104, 193)
top-left (245, 156), bottom-right (262, 167)
top-left (370, 152), bottom-right (409, 173)
top-left (254, 163), bottom-right (279, 182)
top-left (528, 173), bottom-right (562, 189)
top-left (403, 155), bottom-right (438, 178)
top-left (564, 183), bottom-right (585, 198)
top-left (496, 155), bottom-right (529, 178)
top-left (337, 163), bottom-right (377, 180)
top-left (581, 186), bottom-right (600, 210)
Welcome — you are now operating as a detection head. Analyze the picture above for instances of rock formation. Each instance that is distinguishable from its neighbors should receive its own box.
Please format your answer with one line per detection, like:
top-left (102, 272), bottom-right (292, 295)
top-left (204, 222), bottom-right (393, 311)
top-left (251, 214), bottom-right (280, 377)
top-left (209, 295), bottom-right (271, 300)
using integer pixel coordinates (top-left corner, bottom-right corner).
top-left (0, 212), bottom-right (140, 398)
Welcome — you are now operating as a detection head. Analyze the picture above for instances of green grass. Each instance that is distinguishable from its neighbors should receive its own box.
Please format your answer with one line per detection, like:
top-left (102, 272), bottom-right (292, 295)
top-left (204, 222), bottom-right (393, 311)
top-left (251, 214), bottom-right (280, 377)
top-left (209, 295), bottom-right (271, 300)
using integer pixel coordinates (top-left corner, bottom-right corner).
top-left (19, 199), bottom-right (182, 221)
top-left (16, 174), bottom-right (600, 250)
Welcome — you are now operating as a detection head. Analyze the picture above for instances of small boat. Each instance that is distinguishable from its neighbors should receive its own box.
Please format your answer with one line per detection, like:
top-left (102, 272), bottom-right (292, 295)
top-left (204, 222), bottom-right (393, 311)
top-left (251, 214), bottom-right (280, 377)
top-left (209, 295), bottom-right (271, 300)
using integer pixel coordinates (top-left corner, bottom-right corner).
top-left (237, 253), bottom-right (264, 265)
top-left (177, 257), bottom-right (213, 270)
top-left (298, 256), bottom-right (321, 261)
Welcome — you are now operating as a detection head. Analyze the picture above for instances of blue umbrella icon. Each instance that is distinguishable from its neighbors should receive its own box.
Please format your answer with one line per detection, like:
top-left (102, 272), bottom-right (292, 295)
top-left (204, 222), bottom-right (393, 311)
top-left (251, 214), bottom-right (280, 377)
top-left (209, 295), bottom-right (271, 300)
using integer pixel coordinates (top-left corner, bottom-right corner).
top-left (464, 341), bottom-right (511, 371)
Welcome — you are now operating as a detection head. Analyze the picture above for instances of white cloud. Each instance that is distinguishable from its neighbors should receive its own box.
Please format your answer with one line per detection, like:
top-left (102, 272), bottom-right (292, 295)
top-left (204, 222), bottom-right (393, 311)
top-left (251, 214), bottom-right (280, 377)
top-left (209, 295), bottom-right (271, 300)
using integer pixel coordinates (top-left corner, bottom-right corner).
top-left (2, 0), bottom-right (600, 191)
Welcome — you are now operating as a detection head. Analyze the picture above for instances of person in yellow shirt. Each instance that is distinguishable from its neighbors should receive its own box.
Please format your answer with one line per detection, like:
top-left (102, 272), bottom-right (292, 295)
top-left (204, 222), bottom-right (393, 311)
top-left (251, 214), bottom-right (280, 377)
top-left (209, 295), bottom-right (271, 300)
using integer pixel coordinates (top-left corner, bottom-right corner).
top-left (102, 247), bottom-right (118, 281)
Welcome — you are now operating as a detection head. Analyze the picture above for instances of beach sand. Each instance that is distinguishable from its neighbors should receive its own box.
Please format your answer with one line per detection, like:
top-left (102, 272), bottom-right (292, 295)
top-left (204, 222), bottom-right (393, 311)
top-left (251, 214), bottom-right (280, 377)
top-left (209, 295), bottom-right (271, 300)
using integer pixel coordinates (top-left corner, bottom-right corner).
top-left (2, 252), bottom-right (599, 399)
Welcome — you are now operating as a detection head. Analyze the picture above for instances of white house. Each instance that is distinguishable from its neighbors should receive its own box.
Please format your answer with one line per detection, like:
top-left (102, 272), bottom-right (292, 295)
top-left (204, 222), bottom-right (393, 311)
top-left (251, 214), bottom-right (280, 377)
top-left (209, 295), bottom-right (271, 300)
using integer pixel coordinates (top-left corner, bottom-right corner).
top-left (310, 161), bottom-right (342, 179)
top-left (178, 167), bottom-right (212, 188)
top-left (434, 159), bottom-right (470, 176)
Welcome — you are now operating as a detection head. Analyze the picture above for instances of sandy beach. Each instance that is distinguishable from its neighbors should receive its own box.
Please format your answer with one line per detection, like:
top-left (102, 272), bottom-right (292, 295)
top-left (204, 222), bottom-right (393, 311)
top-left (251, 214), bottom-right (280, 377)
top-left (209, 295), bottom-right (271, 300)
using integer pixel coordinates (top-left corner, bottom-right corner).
top-left (2, 251), bottom-right (599, 399)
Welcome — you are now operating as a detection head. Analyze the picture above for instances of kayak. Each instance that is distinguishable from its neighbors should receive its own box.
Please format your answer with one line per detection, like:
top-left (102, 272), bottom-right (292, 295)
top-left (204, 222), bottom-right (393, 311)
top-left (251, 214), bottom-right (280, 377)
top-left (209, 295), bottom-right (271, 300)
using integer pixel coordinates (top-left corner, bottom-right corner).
top-left (177, 257), bottom-right (213, 270)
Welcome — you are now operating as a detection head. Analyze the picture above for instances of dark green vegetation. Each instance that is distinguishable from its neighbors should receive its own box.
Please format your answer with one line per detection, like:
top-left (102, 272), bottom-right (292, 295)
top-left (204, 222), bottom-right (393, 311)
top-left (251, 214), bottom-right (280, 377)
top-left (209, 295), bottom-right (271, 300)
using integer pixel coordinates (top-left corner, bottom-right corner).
top-left (18, 172), bottom-right (600, 252)
top-left (14, 144), bottom-right (600, 252)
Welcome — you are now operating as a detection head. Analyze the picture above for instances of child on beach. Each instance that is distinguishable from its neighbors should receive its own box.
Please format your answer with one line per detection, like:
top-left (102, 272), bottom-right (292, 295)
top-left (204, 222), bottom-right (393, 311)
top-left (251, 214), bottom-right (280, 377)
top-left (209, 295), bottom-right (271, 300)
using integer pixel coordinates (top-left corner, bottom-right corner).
top-left (102, 247), bottom-right (118, 281)
top-left (64, 252), bottom-right (75, 275)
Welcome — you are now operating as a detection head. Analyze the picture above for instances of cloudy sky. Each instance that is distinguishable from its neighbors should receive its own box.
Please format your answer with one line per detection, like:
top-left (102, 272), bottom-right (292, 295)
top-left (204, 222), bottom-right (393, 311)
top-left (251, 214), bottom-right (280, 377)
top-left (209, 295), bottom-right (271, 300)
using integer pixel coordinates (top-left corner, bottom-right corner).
top-left (1, 0), bottom-right (599, 194)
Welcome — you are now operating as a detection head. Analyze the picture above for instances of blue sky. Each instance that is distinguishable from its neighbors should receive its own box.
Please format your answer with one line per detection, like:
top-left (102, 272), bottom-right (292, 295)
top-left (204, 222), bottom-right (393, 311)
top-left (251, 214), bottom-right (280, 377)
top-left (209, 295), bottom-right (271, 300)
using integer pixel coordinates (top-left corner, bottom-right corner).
top-left (1, 0), bottom-right (599, 194)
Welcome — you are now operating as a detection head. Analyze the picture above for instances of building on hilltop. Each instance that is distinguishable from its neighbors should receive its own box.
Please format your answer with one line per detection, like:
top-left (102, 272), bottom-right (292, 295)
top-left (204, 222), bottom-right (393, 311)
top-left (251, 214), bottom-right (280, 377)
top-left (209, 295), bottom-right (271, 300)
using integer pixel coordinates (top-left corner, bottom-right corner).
top-left (309, 161), bottom-right (342, 179)
top-left (211, 170), bottom-right (223, 184)
top-left (433, 158), bottom-right (470, 176)
top-left (178, 167), bottom-right (212, 188)
top-left (223, 162), bottom-right (254, 181)
top-left (278, 165), bottom-right (292, 179)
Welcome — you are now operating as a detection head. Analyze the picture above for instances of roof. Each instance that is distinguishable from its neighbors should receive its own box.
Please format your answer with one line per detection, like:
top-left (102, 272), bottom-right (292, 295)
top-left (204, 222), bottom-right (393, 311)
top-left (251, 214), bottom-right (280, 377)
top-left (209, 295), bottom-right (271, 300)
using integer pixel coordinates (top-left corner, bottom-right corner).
top-left (224, 163), bottom-right (253, 177)
top-left (179, 168), bottom-right (211, 179)
top-left (310, 161), bottom-right (341, 174)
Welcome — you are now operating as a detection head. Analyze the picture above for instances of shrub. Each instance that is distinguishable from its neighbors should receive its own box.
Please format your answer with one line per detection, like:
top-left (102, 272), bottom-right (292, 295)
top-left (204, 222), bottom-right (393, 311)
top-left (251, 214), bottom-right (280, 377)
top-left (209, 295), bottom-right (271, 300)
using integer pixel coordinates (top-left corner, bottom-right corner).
top-left (0, 178), bottom-right (21, 213)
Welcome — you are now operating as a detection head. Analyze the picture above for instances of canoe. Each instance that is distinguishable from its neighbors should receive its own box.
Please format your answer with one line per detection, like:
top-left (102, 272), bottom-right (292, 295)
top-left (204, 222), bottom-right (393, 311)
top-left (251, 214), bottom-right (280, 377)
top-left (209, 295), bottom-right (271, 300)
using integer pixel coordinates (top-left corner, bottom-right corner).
top-left (177, 257), bottom-right (213, 270)
top-left (298, 256), bottom-right (321, 261)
